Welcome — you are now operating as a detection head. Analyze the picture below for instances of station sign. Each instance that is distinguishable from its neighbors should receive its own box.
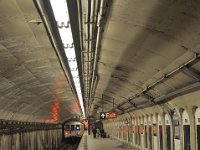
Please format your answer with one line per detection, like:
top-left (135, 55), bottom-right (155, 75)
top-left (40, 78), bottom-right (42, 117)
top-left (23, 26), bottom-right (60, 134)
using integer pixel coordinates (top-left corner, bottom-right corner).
top-left (100, 112), bottom-right (118, 119)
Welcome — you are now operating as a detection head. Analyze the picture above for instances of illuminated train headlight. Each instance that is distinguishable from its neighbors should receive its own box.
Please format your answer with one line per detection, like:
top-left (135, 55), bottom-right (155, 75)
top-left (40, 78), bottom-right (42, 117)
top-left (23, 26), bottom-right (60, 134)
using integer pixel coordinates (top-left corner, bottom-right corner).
top-left (64, 131), bottom-right (70, 137)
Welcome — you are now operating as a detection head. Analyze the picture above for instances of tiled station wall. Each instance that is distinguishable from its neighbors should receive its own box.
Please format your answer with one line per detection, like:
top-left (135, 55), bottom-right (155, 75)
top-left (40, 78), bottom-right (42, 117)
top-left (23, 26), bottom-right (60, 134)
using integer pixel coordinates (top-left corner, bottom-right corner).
top-left (104, 91), bottom-right (200, 150)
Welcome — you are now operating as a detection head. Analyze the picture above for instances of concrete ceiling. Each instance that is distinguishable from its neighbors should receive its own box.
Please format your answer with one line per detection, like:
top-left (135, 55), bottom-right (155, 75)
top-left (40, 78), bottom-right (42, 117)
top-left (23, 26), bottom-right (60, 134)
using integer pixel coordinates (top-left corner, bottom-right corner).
top-left (1, 0), bottom-right (200, 121)
top-left (0, 0), bottom-right (80, 122)
top-left (79, 0), bottom-right (200, 116)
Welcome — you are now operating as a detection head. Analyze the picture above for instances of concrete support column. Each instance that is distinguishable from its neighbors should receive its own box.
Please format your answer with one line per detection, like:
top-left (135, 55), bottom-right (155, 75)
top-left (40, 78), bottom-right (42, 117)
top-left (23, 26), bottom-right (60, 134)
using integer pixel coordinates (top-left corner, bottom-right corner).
top-left (16, 133), bottom-right (20, 150)
top-left (161, 113), bottom-right (167, 150)
top-left (179, 108), bottom-right (184, 150)
top-left (132, 119), bottom-right (135, 148)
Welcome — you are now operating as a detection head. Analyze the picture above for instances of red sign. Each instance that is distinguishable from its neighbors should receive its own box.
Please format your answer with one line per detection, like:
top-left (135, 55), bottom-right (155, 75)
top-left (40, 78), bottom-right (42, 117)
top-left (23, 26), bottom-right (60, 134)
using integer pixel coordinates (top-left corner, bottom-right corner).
top-left (106, 112), bottom-right (118, 119)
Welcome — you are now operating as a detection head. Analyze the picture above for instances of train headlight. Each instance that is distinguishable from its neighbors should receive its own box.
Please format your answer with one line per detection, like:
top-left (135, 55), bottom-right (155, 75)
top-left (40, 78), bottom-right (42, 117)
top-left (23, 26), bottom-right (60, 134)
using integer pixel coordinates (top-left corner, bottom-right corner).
top-left (64, 131), bottom-right (69, 137)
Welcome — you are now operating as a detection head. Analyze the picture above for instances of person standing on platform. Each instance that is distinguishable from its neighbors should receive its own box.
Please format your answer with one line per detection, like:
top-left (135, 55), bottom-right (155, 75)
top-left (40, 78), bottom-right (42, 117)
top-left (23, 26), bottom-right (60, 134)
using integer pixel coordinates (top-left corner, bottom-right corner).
top-left (92, 127), bottom-right (97, 138)
top-left (96, 128), bottom-right (100, 137)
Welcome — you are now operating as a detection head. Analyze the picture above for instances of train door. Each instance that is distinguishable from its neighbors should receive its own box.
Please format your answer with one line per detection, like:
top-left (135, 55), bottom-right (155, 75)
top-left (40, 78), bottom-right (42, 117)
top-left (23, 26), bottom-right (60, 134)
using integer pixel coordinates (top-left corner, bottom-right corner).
top-left (195, 108), bottom-right (200, 150)
top-left (71, 125), bottom-right (75, 131)
top-left (182, 110), bottom-right (190, 150)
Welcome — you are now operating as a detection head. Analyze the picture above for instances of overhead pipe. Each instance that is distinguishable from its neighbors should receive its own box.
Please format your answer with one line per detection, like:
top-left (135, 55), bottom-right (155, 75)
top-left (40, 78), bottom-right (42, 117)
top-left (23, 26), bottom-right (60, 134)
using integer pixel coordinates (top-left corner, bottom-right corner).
top-left (85, 0), bottom-right (90, 99)
top-left (90, 0), bottom-right (105, 100)
top-left (112, 53), bottom-right (200, 112)
top-left (83, 0), bottom-right (98, 114)
top-left (146, 53), bottom-right (198, 90)
top-left (91, 75), bottom-right (99, 99)
top-left (88, 0), bottom-right (96, 100)
top-left (77, 0), bottom-right (88, 112)
top-left (87, 0), bottom-right (105, 113)
top-left (126, 81), bottom-right (200, 113)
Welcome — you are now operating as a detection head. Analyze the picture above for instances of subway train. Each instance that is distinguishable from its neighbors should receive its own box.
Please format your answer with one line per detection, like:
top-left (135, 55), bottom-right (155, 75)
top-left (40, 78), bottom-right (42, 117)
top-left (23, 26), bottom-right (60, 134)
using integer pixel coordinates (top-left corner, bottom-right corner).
top-left (63, 121), bottom-right (84, 145)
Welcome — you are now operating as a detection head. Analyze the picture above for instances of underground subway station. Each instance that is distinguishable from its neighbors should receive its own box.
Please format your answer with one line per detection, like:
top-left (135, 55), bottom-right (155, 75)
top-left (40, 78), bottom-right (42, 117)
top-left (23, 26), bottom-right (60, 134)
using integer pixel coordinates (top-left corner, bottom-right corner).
top-left (1, 0), bottom-right (200, 150)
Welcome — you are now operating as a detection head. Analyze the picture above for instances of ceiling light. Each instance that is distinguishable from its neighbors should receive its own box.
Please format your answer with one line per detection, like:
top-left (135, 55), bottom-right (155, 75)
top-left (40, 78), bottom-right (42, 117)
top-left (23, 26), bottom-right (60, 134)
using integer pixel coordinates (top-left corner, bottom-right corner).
top-left (50, 0), bottom-right (85, 117)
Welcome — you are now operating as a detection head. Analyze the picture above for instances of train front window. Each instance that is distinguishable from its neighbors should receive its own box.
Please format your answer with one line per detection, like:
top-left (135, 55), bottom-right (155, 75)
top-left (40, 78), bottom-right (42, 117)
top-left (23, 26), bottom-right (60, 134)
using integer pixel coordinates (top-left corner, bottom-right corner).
top-left (71, 125), bottom-right (75, 131)
top-left (65, 125), bottom-right (70, 131)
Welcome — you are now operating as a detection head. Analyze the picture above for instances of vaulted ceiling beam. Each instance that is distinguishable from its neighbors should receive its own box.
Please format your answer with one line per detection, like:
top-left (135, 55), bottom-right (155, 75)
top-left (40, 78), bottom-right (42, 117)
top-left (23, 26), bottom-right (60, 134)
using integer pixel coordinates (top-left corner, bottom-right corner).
top-left (182, 66), bottom-right (200, 80)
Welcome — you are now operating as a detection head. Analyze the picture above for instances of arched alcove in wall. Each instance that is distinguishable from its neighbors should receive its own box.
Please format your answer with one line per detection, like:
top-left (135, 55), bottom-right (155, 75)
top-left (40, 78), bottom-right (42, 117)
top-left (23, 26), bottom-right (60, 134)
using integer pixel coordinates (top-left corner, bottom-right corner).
top-left (173, 111), bottom-right (181, 150)
top-left (165, 113), bottom-right (172, 150)
top-left (182, 110), bottom-right (190, 125)
top-left (195, 108), bottom-right (200, 150)
top-left (182, 110), bottom-right (190, 150)
top-left (195, 108), bottom-right (200, 125)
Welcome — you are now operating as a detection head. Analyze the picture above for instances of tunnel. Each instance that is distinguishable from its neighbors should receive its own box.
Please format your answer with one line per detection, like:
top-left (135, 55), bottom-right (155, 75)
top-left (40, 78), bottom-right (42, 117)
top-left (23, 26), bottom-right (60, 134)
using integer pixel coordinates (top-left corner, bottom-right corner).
top-left (1, 0), bottom-right (200, 150)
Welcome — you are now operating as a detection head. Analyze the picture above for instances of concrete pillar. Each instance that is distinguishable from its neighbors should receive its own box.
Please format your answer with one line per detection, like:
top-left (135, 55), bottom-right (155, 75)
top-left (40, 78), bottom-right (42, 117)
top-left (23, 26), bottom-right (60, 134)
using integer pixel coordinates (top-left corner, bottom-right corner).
top-left (188, 107), bottom-right (197, 150)
top-left (132, 118), bottom-right (135, 148)
top-left (178, 108), bottom-right (184, 150)
top-left (161, 112), bottom-right (167, 150)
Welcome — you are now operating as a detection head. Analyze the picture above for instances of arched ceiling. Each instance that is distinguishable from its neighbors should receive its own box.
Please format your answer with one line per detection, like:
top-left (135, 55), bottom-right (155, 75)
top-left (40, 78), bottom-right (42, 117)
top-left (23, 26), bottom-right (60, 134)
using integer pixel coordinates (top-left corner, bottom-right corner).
top-left (78, 0), bottom-right (200, 117)
top-left (1, 0), bottom-right (200, 122)
top-left (0, 0), bottom-right (80, 122)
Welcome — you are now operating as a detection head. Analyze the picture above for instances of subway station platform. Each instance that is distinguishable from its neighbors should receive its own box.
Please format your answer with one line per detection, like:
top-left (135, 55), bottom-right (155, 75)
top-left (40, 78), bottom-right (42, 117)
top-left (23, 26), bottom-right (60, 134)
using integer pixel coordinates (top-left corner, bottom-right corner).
top-left (77, 132), bottom-right (131, 150)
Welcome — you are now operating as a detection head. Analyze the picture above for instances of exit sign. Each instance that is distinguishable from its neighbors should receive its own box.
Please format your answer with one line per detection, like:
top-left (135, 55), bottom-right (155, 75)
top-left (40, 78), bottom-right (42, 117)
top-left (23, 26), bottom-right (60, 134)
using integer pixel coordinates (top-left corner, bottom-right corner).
top-left (100, 112), bottom-right (118, 119)
top-left (106, 112), bottom-right (118, 119)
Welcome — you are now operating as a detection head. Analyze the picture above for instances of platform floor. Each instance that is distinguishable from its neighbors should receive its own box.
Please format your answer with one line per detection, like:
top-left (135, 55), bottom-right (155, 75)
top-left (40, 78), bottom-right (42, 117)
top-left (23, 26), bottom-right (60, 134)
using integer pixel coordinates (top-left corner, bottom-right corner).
top-left (78, 132), bottom-right (131, 150)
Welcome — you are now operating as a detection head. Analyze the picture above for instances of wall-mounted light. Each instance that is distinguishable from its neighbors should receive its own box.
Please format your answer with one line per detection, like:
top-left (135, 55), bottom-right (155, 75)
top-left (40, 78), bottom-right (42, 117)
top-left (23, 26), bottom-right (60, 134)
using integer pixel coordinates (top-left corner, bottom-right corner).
top-left (50, 0), bottom-right (85, 117)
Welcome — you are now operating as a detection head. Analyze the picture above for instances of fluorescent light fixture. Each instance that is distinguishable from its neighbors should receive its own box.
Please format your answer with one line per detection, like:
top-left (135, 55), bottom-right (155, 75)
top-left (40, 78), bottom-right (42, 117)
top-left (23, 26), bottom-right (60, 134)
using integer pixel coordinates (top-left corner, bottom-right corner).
top-left (50, 0), bottom-right (85, 117)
